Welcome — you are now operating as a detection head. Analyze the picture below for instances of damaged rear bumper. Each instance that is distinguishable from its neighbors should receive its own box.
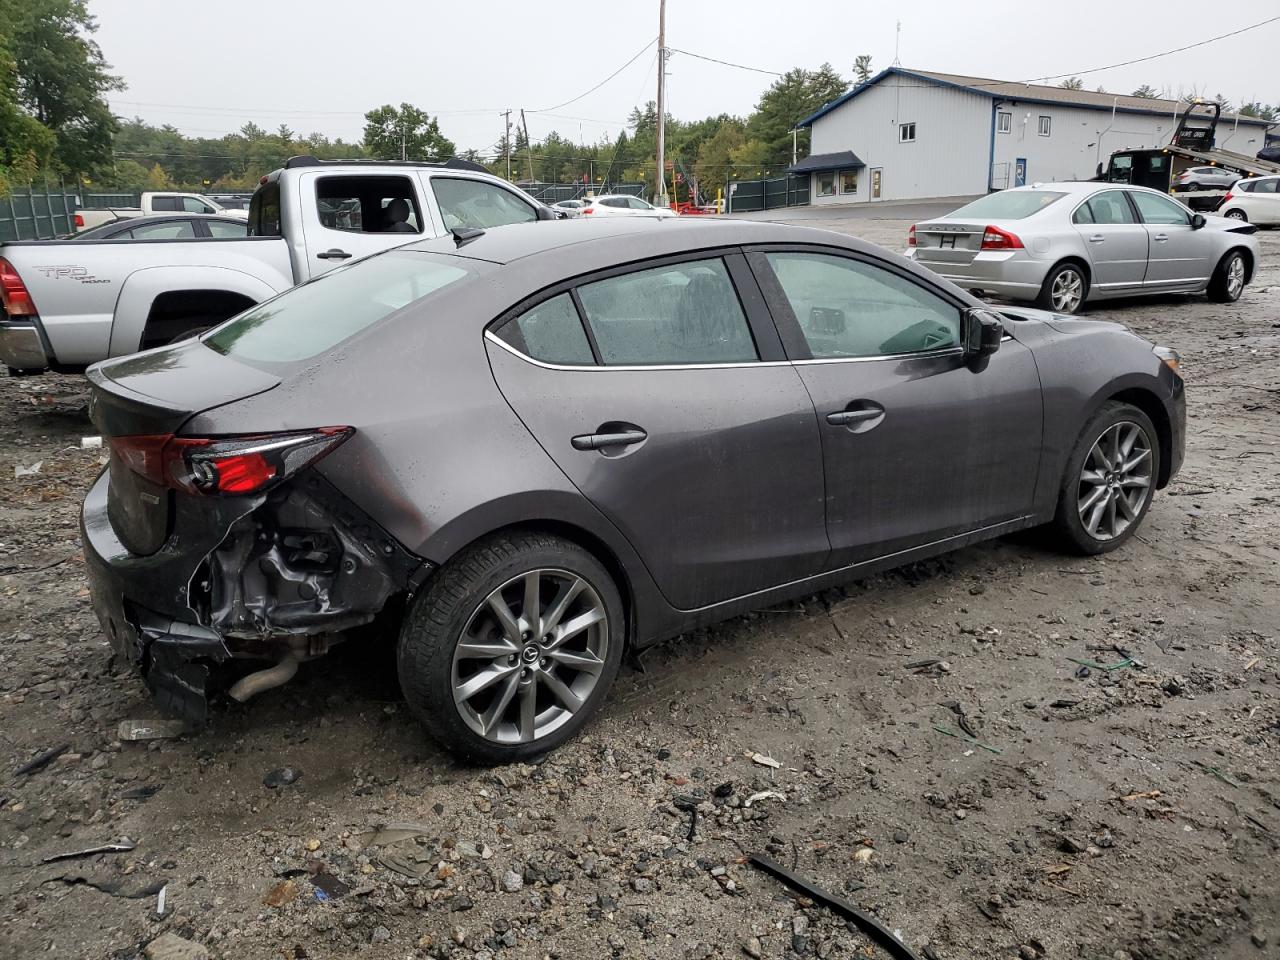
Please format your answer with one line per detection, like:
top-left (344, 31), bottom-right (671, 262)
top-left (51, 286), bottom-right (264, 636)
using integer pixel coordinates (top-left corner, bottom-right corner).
top-left (81, 468), bottom-right (430, 721)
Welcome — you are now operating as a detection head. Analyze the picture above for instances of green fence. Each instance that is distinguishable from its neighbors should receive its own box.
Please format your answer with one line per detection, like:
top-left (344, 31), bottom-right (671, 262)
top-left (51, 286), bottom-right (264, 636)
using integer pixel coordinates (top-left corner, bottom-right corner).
top-left (727, 175), bottom-right (809, 213)
top-left (0, 182), bottom-right (80, 241)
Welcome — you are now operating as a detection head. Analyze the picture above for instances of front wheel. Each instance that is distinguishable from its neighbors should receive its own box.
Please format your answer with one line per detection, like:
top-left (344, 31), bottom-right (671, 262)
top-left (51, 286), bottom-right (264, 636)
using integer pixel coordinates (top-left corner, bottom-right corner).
top-left (1207, 250), bottom-right (1247, 303)
top-left (398, 532), bottom-right (624, 764)
top-left (1037, 262), bottom-right (1088, 314)
top-left (1051, 402), bottom-right (1160, 555)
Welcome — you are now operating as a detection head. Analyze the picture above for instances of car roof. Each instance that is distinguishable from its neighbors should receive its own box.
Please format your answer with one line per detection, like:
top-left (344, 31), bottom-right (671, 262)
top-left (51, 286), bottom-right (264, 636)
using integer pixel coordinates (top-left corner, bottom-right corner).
top-left (401, 217), bottom-right (875, 267)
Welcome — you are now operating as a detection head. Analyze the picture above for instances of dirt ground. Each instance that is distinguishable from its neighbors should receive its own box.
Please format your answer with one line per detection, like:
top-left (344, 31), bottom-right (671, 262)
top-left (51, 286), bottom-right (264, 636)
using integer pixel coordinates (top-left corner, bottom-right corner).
top-left (1, 213), bottom-right (1277, 960)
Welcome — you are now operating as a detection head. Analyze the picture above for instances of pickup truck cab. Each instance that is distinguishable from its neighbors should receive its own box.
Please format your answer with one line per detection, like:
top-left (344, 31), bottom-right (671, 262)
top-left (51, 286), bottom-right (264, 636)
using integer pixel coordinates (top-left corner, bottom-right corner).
top-left (76, 192), bottom-right (248, 232)
top-left (0, 157), bottom-right (557, 374)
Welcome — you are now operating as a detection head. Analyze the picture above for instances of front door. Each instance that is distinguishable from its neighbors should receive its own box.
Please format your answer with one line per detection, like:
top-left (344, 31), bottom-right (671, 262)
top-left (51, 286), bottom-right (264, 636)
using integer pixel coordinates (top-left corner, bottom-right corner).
top-left (1014, 158), bottom-right (1028, 187)
top-left (1127, 189), bottom-right (1214, 290)
top-left (1070, 189), bottom-right (1149, 294)
top-left (486, 253), bottom-right (829, 609)
top-left (749, 248), bottom-right (1043, 567)
top-left (298, 172), bottom-right (430, 277)
top-left (870, 168), bottom-right (883, 200)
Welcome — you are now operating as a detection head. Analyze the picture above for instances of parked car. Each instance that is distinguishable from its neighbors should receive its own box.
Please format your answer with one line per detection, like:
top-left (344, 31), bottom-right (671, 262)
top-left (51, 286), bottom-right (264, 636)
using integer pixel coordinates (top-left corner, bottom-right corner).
top-left (907, 183), bottom-right (1259, 314)
top-left (1257, 144), bottom-right (1280, 164)
top-left (552, 199), bottom-right (587, 218)
top-left (1171, 166), bottom-right (1239, 192)
top-left (82, 217), bottom-right (1185, 763)
top-left (75, 191), bottom-right (250, 231)
top-left (0, 157), bottom-right (558, 375)
top-left (69, 214), bottom-right (248, 241)
top-left (1217, 176), bottom-right (1280, 225)
top-left (580, 194), bottom-right (676, 218)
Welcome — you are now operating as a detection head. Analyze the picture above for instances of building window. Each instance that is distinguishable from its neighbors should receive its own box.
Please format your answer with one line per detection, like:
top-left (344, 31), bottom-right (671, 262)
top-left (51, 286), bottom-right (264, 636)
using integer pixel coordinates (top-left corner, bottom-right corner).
top-left (816, 171), bottom-right (836, 197)
top-left (839, 170), bottom-right (858, 194)
top-left (1038, 116), bottom-right (1051, 137)
top-left (899, 122), bottom-right (916, 143)
top-left (997, 111), bottom-right (1012, 134)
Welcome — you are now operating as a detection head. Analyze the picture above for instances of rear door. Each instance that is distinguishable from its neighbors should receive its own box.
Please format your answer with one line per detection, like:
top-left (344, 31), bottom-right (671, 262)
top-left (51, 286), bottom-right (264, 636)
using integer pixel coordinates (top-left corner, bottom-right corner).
top-left (485, 252), bottom-right (829, 609)
top-left (748, 247), bottom-right (1043, 567)
top-left (298, 172), bottom-right (430, 277)
top-left (1127, 189), bottom-right (1214, 290)
top-left (1248, 177), bottom-right (1280, 224)
top-left (1070, 190), bottom-right (1149, 293)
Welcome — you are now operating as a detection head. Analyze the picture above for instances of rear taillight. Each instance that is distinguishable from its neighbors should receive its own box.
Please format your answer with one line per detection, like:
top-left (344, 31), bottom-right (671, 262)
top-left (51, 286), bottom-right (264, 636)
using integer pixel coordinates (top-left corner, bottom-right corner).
top-left (581, 206), bottom-right (594, 214)
top-left (108, 428), bottom-right (352, 496)
top-left (75, 213), bottom-right (85, 228)
top-left (907, 224), bottom-right (916, 247)
top-left (0, 257), bottom-right (37, 316)
top-left (1222, 191), bottom-right (1234, 203)
top-left (980, 226), bottom-right (1023, 250)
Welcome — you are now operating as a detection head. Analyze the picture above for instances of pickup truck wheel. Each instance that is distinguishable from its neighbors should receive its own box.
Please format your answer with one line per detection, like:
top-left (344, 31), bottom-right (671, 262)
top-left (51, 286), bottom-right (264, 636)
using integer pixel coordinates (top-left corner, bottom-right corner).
top-left (398, 531), bottom-right (625, 764)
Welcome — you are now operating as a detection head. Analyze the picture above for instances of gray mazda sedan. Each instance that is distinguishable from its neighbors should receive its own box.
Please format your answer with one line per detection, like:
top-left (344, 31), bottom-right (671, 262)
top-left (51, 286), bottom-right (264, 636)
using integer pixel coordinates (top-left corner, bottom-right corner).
top-left (82, 217), bottom-right (1185, 762)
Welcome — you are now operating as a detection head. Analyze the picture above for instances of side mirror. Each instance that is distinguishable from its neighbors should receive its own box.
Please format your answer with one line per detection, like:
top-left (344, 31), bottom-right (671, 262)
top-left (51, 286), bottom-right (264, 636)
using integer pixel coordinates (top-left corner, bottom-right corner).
top-left (964, 309), bottom-right (1004, 360)
top-left (1190, 213), bottom-right (1206, 230)
top-left (535, 205), bottom-right (556, 221)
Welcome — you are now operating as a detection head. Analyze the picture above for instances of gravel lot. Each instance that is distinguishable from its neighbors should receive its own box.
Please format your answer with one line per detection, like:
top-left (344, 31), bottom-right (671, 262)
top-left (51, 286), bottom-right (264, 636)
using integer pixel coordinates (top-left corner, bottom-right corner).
top-left (1, 210), bottom-right (1277, 960)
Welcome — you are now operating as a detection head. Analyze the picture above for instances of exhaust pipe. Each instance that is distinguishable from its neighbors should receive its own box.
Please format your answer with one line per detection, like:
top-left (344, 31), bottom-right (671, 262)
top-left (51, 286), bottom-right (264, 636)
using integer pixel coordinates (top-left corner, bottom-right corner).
top-left (228, 652), bottom-right (299, 702)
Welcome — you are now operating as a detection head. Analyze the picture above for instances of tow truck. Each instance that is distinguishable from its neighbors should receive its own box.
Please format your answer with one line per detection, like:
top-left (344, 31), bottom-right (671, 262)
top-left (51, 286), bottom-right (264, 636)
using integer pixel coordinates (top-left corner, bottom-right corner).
top-left (1101, 101), bottom-right (1280, 211)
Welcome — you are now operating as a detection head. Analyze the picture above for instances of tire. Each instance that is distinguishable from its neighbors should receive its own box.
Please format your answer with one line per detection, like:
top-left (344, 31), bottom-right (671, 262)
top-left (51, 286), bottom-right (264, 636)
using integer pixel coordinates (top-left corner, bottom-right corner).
top-left (398, 531), bottom-right (625, 764)
top-left (1223, 209), bottom-right (1247, 222)
top-left (1036, 261), bottom-right (1088, 314)
top-left (1207, 249), bottom-right (1248, 303)
top-left (1051, 401), bottom-right (1161, 555)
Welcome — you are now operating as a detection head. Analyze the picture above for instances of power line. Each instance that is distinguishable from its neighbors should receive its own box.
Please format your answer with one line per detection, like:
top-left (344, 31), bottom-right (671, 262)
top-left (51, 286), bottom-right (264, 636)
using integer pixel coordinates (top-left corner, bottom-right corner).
top-left (667, 48), bottom-right (782, 77)
top-left (109, 99), bottom-right (501, 118)
top-left (528, 38), bottom-right (657, 113)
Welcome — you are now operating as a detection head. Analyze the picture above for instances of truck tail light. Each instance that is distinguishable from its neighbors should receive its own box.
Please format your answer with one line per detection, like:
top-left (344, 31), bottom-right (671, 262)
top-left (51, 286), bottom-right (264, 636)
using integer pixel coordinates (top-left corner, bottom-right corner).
top-left (108, 428), bottom-right (353, 496)
top-left (0, 257), bottom-right (37, 316)
top-left (980, 226), bottom-right (1024, 250)
top-left (908, 225), bottom-right (916, 247)
top-left (75, 213), bottom-right (85, 228)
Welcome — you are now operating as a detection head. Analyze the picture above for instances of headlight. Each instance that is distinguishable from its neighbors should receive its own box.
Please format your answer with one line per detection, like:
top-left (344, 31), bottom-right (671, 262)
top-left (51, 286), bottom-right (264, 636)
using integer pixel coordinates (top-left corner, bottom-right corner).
top-left (1153, 345), bottom-right (1181, 374)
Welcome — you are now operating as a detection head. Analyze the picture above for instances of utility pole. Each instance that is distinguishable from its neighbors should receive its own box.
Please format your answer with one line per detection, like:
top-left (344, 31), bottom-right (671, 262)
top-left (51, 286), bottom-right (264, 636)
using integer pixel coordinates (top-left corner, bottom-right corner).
top-left (791, 128), bottom-right (798, 166)
top-left (520, 108), bottom-right (535, 182)
top-left (401, 120), bottom-right (407, 161)
top-left (655, 0), bottom-right (668, 207)
top-left (501, 109), bottom-right (512, 181)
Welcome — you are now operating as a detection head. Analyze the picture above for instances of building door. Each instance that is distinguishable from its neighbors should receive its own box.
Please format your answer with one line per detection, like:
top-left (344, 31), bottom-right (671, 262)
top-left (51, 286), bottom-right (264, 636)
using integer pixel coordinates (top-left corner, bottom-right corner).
top-left (1014, 158), bottom-right (1028, 187)
top-left (870, 168), bottom-right (883, 200)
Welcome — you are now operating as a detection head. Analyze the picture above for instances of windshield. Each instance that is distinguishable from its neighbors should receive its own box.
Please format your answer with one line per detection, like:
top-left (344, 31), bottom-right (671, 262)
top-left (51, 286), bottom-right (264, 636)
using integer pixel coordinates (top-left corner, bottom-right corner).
top-left (204, 250), bottom-right (475, 363)
top-left (946, 190), bottom-right (1067, 220)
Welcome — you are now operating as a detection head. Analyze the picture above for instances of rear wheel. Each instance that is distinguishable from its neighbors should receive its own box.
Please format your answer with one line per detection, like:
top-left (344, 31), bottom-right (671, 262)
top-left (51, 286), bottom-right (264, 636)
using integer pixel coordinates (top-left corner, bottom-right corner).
top-left (1223, 209), bottom-right (1248, 222)
top-left (1037, 262), bottom-right (1088, 314)
top-left (1207, 250), bottom-right (1247, 303)
top-left (1052, 402), bottom-right (1160, 555)
top-left (398, 532), bottom-right (624, 764)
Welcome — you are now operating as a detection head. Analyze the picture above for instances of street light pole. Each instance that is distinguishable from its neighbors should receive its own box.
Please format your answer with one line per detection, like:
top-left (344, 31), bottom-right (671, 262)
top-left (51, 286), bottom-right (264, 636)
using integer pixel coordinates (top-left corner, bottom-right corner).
top-left (655, 0), bottom-right (668, 207)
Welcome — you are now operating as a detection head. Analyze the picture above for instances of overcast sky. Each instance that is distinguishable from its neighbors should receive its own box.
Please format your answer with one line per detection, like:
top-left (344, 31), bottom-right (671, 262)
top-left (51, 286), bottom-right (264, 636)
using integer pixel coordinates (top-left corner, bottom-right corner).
top-left (94, 0), bottom-right (1278, 155)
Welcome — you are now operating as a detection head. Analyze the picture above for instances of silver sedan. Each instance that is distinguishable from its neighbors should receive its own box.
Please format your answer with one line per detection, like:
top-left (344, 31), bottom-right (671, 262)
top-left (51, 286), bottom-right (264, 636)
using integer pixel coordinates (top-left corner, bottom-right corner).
top-left (907, 183), bottom-right (1259, 314)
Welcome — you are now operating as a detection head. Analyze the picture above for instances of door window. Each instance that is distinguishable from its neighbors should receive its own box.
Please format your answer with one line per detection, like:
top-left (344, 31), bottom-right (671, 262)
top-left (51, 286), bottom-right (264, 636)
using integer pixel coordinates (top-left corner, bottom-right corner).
top-left (495, 293), bottom-right (594, 365)
top-left (764, 252), bottom-right (960, 359)
top-left (315, 175), bottom-right (422, 234)
top-left (130, 220), bottom-right (197, 240)
top-left (431, 177), bottom-right (537, 230)
top-left (1253, 178), bottom-right (1278, 194)
top-left (1129, 190), bottom-right (1189, 225)
top-left (1074, 191), bottom-right (1136, 225)
top-left (249, 181), bottom-right (282, 237)
top-left (626, 197), bottom-right (652, 210)
top-left (182, 197), bottom-right (217, 214)
top-left (816, 172), bottom-right (836, 196)
top-left (150, 196), bottom-right (181, 211)
top-left (576, 258), bottom-right (757, 365)
top-left (207, 220), bottom-right (248, 238)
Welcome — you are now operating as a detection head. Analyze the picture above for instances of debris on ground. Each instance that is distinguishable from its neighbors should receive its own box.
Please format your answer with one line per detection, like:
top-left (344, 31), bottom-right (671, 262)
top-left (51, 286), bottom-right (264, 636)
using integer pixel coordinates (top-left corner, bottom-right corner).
top-left (143, 932), bottom-right (208, 960)
top-left (262, 766), bottom-right (301, 788)
top-left (14, 743), bottom-right (70, 775)
top-left (117, 718), bottom-right (188, 741)
top-left (41, 837), bottom-right (138, 864)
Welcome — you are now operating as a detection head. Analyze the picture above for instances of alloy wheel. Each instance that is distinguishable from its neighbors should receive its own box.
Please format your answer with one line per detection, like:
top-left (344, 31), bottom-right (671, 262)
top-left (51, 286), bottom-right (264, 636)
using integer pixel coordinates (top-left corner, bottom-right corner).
top-left (1051, 268), bottom-right (1084, 313)
top-left (452, 569), bottom-right (609, 744)
top-left (1225, 255), bottom-right (1245, 299)
top-left (1077, 421), bottom-right (1153, 541)
top-left (1225, 210), bottom-right (1247, 221)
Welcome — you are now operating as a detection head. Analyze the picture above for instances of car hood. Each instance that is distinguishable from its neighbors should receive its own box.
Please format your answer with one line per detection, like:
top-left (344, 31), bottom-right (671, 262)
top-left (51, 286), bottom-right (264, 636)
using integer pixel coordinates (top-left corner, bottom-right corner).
top-left (998, 304), bottom-right (1141, 340)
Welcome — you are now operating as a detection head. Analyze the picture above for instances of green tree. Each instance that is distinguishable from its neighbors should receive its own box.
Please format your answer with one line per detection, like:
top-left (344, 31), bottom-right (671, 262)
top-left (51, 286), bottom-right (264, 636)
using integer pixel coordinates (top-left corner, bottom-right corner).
top-left (1239, 101), bottom-right (1279, 121)
top-left (362, 103), bottom-right (456, 161)
top-left (1132, 84), bottom-right (1159, 99)
top-left (693, 119), bottom-right (745, 197)
top-left (853, 54), bottom-right (874, 85)
top-left (105, 158), bottom-right (150, 192)
top-left (1059, 77), bottom-right (1084, 90)
top-left (145, 162), bottom-right (172, 190)
top-left (2, 0), bottom-right (121, 176)
top-left (0, 28), bottom-right (56, 194)
top-left (745, 64), bottom-right (847, 167)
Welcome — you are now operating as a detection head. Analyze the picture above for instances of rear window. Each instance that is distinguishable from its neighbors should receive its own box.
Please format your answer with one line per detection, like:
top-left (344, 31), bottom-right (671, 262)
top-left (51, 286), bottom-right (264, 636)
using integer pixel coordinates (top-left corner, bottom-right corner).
top-left (204, 251), bottom-right (473, 363)
top-left (947, 190), bottom-right (1066, 220)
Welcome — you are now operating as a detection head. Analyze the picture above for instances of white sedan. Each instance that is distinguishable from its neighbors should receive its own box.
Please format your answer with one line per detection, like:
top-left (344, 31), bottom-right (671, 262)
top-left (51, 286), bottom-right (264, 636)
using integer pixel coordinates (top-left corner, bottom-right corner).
top-left (1218, 176), bottom-right (1280, 226)
top-left (580, 195), bottom-right (677, 218)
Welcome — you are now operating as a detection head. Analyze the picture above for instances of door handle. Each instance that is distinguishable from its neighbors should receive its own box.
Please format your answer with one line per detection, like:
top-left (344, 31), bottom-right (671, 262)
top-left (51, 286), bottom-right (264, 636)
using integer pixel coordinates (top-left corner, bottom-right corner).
top-left (317, 248), bottom-right (352, 260)
top-left (1153, 234), bottom-right (1169, 242)
top-left (826, 409), bottom-right (881, 426)
top-left (1087, 234), bottom-right (1105, 243)
top-left (571, 429), bottom-right (647, 451)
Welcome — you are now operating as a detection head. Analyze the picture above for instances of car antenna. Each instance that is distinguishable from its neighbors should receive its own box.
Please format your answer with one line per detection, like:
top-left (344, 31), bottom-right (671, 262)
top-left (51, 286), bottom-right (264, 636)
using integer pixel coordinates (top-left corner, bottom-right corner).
top-left (451, 227), bottom-right (485, 247)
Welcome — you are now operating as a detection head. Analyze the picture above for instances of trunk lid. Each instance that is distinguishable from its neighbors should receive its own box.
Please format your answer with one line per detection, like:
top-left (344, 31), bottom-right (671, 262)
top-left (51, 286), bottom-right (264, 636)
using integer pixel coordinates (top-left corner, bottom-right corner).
top-left (87, 340), bottom-right (281, 556)
top-left (912, 221), bottom-right (986, 264)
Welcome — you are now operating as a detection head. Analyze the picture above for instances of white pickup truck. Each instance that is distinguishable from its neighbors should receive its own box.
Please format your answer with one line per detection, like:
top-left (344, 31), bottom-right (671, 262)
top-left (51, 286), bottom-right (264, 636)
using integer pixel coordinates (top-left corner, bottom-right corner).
top-left (76, 191), bottom-right (250, 231)
top-left (1, 158), bottom-right (557, 373)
